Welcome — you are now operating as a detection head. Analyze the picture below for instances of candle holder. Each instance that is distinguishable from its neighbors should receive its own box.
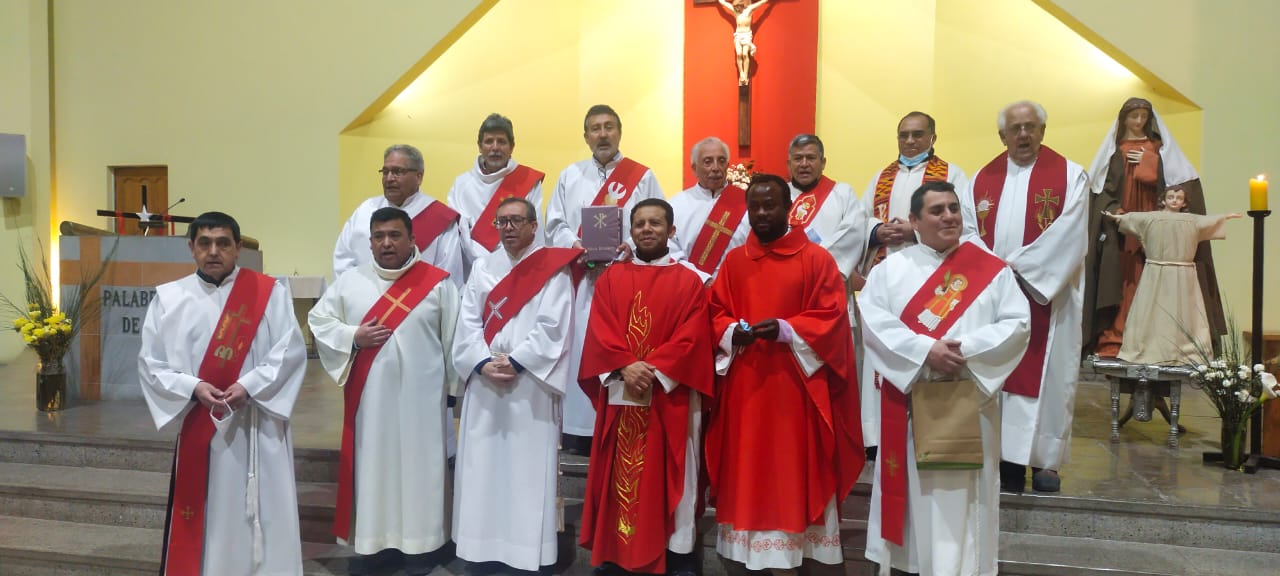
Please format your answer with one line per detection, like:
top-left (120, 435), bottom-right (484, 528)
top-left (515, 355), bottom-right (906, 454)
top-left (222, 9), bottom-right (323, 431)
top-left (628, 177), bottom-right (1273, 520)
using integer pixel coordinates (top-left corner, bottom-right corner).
top-left (1244, 209), bottom-right (1279, 473)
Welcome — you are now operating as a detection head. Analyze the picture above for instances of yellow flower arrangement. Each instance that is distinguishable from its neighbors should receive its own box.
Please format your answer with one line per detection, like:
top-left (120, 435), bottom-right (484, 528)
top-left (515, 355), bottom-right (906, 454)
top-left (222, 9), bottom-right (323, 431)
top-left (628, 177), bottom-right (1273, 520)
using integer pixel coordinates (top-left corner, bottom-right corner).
top-left (3, 239), bottom-right (112, 367)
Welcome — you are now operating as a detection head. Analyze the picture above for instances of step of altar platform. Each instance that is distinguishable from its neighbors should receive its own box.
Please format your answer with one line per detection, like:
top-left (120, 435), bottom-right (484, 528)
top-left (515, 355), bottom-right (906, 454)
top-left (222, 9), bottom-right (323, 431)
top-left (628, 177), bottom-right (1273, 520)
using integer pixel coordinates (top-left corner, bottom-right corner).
top-left (0, 429), bottom-right (339, 482)
top-left (4, 430), bottom-right (1279, 575)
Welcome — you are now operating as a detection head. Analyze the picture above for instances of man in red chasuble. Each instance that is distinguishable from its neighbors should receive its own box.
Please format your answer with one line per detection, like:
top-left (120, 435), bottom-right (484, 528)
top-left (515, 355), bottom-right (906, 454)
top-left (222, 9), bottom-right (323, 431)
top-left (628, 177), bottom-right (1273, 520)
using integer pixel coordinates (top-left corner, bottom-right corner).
top-left (707, 174), bottom-right (864, 576)
top-left (579, 198), bottom-right (714, 576)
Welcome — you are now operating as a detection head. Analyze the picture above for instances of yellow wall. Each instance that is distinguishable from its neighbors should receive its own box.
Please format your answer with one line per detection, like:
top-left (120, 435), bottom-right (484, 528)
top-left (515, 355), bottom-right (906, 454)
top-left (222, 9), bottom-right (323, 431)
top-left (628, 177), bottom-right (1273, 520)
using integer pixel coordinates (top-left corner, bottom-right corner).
top-left (816, 0), bottom-right (1198, 188)
top-left (339, 0), bottom-right (686, 214)
top-left (1052, 0), bottom-right (1280, 332)
top-left (48, 0), bottom-right (484, 284)
top-left (0, 0), bottom-right (51, 362)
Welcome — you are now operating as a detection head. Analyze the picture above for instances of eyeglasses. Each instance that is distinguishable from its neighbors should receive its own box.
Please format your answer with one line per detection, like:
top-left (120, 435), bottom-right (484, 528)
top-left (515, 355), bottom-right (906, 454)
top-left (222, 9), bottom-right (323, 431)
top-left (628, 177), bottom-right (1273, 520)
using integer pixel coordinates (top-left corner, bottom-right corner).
top-left (493, 216), bottom-right (531, 229)
top-left (378, 167), bottom-right (419, 178)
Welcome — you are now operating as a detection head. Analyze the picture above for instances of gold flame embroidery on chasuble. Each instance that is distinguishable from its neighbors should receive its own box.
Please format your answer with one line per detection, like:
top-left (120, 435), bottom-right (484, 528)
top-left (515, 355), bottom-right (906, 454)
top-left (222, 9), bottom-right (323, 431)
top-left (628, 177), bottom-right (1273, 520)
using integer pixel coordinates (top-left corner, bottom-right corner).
top-left (613, 290), bottom-right (654, 542)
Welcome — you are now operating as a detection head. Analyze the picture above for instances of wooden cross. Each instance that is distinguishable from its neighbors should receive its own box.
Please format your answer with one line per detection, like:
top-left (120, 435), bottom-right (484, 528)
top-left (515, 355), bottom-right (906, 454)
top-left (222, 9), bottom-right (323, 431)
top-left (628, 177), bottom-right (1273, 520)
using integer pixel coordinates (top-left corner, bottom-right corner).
top-left (377, 287), bottom-right (415, 325)
top-left (696, 211), bottom-right (736, 266)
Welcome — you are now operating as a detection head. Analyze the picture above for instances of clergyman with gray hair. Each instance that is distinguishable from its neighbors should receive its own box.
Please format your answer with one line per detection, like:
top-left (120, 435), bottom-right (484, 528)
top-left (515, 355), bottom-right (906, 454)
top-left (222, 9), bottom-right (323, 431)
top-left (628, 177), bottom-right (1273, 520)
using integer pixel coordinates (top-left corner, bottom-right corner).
top-left (965, 99), bottom-right (1088, 494)
top-left (668, 135), bottom-right (751, 279)
top-left (333, 143), bottom-right (465, 287)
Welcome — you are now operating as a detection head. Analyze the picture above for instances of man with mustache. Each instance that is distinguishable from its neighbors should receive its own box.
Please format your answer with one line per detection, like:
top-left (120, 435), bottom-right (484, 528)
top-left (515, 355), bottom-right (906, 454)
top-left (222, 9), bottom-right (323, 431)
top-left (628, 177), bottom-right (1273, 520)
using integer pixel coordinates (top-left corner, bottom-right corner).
top-left (577, 198), bottom-right (714, 576)
top-left (309, 207), bottom-right (459, 576)
top-left (860, 181), bottom-right (1029, 576)
top-left (858, 112), bottom-right (976, 461)
top-left (139, 211), bottom-right (306, 575)
top-left (447, 113), bottom-right (545, 277)
top-left (669, 136), bottom-right (750, 279)
top-left (966, 100), bottom-right (1087, 494)
top-left (707, 174), bottom-right (863, 576)
top-left (333, 144), bottom-right (465, 288)
top-left (546, 104), bottom-right (664, 456)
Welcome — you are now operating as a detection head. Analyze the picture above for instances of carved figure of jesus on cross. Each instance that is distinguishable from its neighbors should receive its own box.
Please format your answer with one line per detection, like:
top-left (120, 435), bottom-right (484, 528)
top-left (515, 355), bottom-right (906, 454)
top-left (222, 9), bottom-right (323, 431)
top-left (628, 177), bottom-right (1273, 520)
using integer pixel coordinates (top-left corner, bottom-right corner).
top-left (717, 0), bottom-right (771, 87)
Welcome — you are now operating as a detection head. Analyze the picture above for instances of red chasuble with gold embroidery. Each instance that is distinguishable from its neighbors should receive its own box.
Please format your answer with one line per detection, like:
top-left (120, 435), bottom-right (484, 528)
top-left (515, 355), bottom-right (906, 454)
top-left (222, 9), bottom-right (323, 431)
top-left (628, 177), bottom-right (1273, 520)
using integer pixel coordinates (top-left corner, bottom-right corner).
top-left (971, 147), bottom-right (1068, 398)
top-left (577, 260), bottom-right (714, 573)
top-left (163, 269), bottom-right (275, 576)
top-left (707, 229), bottom-right (864, 533)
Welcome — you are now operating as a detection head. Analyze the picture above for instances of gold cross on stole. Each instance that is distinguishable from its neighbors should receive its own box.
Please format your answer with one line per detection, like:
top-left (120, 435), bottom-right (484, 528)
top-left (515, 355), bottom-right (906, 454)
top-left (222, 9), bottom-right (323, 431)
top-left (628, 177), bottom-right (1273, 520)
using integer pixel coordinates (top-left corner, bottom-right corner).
top-left (696, 211), bottom-right (735, 266)
top-left (215, 304), bottom-right (253, 367)
top-left (377, 287), bottom-right (414, 325)
top-left (1034, 189), bottom-right (1060, 231)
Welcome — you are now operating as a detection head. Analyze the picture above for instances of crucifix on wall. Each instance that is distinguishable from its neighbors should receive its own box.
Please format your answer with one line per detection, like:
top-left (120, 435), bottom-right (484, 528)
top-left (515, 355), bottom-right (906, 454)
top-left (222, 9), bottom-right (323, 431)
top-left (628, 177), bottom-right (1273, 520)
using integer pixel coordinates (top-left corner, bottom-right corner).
top-left (698, 0), bottom-right (771, 146)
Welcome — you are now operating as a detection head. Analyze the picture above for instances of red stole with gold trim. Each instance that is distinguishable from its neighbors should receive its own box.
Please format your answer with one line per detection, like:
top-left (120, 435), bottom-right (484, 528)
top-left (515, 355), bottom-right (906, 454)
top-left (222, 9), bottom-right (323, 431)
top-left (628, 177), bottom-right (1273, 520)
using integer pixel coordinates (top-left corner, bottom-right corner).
top-left (162, 269), bottom-right (276, 576)
top-left (878, 241), bottom-right (1005, 546)
top-left (787, 176), bottom-right (837, 228)
top-left (687, 186), bottom-right (748, 275)
top-left (471, 165), bottom-right (545, 251)
top-left (412, 201), bottom-right (460, 253)
top-left (483, 247), bottom-right (582, 345)
top-left (971, 147), bottom-right (1067, 398)
top-left (867, 156), bottom-right (950, 269)
top-left (332, 262), bottom-right (450, 540)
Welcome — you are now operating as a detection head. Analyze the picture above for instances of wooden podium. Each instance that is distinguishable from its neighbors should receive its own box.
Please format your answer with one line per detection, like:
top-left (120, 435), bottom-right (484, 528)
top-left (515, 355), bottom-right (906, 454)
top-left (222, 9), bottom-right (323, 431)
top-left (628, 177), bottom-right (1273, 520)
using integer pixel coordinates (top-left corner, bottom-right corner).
top-left (60, 222), bottom-right (263, 403)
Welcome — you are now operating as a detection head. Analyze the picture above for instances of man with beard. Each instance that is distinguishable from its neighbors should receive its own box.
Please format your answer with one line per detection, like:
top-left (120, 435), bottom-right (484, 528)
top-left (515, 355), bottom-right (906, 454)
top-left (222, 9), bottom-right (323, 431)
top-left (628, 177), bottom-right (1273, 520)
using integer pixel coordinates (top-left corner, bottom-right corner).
top-left (707, 174), bottom-right (863, 576)
top-left (578, 198), bottom-right (714, 576)
top-left (669, 136), bottom-right (750, 279)
top-left (334, 144), bottom-right (465, 287)
top-left (309, 207), bottom-right (459, 575)
top-left (447, 113), bottom-right (545, 275)
top-left (545, 104), bottom-right (664, 455)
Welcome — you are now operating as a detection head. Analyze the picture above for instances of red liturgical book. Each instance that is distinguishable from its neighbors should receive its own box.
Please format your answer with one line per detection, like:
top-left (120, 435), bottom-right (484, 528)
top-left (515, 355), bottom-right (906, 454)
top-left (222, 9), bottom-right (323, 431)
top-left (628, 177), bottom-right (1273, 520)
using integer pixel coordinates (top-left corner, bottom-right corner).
top-left (581, 206), bottom-right (622, 263)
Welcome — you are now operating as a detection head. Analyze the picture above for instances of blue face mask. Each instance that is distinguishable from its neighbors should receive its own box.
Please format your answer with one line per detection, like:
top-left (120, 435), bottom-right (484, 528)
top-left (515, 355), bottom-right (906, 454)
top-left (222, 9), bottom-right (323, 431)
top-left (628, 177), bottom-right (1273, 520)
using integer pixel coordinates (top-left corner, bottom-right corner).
top-left (899, 150), bottom-right (930, 167)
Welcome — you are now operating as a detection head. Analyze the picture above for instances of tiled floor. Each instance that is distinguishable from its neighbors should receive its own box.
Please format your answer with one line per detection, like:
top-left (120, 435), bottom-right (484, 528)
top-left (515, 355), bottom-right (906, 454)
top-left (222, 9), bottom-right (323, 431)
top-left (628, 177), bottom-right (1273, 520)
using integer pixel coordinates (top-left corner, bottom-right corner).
top-left (3, 350), bottom-right (1279, 510)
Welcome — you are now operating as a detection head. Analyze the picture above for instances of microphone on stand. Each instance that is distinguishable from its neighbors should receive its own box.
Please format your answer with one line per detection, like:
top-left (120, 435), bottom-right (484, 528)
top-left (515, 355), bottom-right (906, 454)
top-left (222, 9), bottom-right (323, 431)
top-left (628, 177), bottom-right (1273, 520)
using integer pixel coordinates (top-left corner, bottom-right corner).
top-left (162, 198), bottom-right (186, 236)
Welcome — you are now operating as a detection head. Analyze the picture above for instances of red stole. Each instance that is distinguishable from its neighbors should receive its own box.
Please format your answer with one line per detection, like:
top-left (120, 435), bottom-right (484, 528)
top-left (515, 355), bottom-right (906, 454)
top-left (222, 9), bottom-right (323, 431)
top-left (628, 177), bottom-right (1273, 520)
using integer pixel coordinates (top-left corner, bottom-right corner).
top-left (576, 262), bottom-right (714, 573)
top-left (687, 186), bottom-right (748, 274)
top-left (787, 176), bottom-right (837, 228)
top-left (591, 158), bottom-right (648, 209)
top-left (867, 157), bottom-right (950, 269)
top-left (971, 147), bottom-right (1068, 398)
top-left (412, 201), bottom-right (460, 252)
top-left (471, 165), bottom-right (545, 251)
top-left (483, 247), bottom-right (582, 344)
top-left (878, 242), bottom-right (1005, 546)
top-left (332, 262), bottom-right (450, 541)
top-left (162, 270), bottom-right (276, 576)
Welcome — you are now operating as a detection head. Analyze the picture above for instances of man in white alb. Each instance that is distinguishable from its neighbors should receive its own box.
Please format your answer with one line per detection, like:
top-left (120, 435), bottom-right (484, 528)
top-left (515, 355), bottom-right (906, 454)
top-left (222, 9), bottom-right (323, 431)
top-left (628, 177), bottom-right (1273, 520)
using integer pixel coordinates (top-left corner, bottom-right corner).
top-left (669, 136), bottom-right (750, 279)
top-left (333, 143), bottom-right (465, 286)
top-left (861, 181), bottom-right (1029, 576)
top-left (453, 198), bottom-right (580, 575)
top-left (447, 113), bottom-right (545, 275)
top-left (858, 112), bottom-right (975, 457)
top-left (139, 211), bottom-right (305, 576)
top-left (545, 104), bottom-right (663, 455)
top-left (309, 207), bottom-right (459, 576)
top-left (966, 100), bottom-right (1087, 494)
